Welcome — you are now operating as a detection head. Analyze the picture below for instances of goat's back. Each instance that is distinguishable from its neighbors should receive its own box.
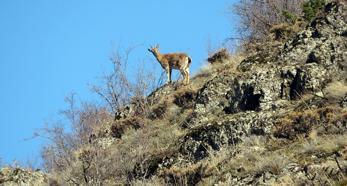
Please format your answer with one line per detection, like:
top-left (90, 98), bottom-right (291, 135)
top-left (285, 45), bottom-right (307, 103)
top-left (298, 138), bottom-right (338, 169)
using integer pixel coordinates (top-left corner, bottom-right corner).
top-left (163, 53), bottom-right (190, 69)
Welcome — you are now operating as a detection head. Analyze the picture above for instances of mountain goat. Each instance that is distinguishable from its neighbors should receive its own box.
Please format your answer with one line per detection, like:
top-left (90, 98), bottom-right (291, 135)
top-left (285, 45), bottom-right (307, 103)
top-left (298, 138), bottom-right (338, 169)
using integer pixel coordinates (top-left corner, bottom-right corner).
top-left (148, 44), bottom-right (192, 85)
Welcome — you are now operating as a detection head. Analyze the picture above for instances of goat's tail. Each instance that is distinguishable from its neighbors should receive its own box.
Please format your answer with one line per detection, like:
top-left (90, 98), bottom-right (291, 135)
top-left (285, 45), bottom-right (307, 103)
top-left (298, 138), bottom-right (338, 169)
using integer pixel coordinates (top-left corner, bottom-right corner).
top-left (188, 56), bottom-right (192, 65)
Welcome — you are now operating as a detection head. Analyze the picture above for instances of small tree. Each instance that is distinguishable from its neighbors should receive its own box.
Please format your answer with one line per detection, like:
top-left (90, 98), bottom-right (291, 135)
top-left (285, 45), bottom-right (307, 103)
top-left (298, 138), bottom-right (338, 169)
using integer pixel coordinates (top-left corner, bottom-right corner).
top-left (39, 93), bottom-right (109, 172)
top-left (303, 0), bottom-right (326, 21)
top-left (232, 0), bottom-right (305, 42)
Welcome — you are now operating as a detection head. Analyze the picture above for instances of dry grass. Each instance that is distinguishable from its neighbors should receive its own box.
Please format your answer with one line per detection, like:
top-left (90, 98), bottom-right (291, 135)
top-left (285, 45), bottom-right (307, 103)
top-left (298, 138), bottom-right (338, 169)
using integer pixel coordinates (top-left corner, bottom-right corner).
top-left (173, 133), bottom-right (347, 185)
top-left (191, 52), bottom-right (243, 87)
top-left (172, 137), bottom-right (276, 183)
top-left (50, 102), bottom-right (347, 185)
top-left (49, 119), bottom-right (185, 185)
top-left (274, 106), bottom-right (347, 139)
top-left (323, 81), bottom-right (347, 102)
top-left (112, 121), bottom-right (183, 170)
top-left (130, 176), bottom-right (165, 186)
top-left (269, 20), bottom-right (305, 40)
top-left (190, 136), bottom-right (292, 185)
top-left (297, 134), bottom-right (347, 159)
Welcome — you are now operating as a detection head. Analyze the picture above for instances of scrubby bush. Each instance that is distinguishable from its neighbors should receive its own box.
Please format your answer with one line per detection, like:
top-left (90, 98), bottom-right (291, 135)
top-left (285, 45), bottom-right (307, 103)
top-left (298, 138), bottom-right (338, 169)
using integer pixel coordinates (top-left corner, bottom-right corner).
top-left (232, 0), bottom-right (328, 44)
top-left (269, 21), bottom-right (304, 40)
top-left (303, 0), bottom-right (326, 21)
top-left (232, 0), bottom-right (305, 42)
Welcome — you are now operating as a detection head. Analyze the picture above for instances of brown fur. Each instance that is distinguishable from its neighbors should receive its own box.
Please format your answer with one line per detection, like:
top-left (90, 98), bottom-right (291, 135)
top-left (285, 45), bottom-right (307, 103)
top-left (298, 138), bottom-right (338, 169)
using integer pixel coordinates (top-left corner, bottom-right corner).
top-left (148, 44), bottom-right (191, 85)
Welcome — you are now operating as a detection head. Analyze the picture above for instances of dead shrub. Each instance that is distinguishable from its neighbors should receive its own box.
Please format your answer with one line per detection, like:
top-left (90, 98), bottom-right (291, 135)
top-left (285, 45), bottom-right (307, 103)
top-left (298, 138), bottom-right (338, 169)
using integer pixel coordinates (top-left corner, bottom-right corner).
top-left (207, 48), bottom-right (231, 64)
top-left (173, 90), bottom-right (197, 109)
top-left (270, 20), bottom-right (305, 40)
top-left (274, 107), bottom-right (347, 139)
top-left (110, 117), bottom-right (145, 138)
top-left (161, 164), bottom-right (208, 185)
top-left (147, 103), bottom-right (168, 120)
top-left (39, 94), bottom-right (112, 173)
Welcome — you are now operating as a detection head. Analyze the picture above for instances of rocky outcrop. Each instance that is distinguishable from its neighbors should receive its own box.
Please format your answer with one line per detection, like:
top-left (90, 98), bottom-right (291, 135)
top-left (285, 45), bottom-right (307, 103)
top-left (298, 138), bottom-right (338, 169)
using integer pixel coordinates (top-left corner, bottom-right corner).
top-left (154, 1), bottom-right (347, 185)
top-left (0, 167), bottom-right (51, 186)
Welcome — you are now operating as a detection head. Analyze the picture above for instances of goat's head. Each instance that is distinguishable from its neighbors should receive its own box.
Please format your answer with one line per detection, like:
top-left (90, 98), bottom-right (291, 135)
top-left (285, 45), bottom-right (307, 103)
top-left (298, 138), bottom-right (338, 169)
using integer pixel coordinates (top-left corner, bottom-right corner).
top-left (148, 44), bottom-right (160, 55)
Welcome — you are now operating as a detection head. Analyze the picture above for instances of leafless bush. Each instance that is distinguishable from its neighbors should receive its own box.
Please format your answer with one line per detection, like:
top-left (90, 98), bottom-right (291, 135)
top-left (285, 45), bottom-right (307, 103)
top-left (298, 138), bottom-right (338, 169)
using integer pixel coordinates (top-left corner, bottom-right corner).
top-left (91, 47), bottom-right (157, 120)
top-left (39, 93), bottom-right (110, 173)
top-left (232, 0), bottom-right (305, 42)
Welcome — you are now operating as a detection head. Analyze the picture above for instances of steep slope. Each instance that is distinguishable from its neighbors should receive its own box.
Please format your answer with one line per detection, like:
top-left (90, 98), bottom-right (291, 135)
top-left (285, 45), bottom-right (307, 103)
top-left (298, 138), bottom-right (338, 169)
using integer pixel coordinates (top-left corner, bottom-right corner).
top-left (1, 1), bottom-right (346, 185)
top-left (91, 2), bottom-right (346, 185)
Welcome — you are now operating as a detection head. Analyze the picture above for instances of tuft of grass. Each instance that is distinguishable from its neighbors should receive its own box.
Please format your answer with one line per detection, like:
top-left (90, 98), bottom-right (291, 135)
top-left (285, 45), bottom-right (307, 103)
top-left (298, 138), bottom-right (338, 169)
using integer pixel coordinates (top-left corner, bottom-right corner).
top-left (130, 176), bottom-right (165, 186)
top-left (323, 81), bottom-right (347, 102)
top-left (192, 52), bottom-right (243, 83)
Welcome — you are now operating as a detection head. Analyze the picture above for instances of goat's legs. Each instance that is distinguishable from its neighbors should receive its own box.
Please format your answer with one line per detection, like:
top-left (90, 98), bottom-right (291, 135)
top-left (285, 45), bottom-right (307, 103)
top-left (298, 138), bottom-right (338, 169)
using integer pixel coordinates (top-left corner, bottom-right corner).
top-left (185, 68), bottom-right (190, 84)
top-left (166, 68), bottom-right (172, 84)
top-left (180, 69), bottom-right (187, 85)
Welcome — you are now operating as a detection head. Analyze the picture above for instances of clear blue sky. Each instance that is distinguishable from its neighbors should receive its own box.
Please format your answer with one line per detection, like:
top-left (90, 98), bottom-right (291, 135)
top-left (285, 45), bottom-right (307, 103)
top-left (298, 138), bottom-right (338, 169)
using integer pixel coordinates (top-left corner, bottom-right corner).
top-left (0, 0), bottom-right (238, 166)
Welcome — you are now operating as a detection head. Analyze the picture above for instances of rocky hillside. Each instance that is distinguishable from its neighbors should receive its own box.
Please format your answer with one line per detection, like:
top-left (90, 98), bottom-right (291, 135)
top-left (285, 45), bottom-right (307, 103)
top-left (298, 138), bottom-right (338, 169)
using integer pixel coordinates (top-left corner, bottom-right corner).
top-left (1, 1), bottom-right (346, 185)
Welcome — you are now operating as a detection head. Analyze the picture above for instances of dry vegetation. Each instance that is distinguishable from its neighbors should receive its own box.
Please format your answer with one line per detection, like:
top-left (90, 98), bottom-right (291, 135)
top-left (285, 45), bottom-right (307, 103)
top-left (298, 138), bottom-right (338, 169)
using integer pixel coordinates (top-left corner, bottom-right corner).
top-left (36, 47), bottom-right (163, 184)
top-left (18, 1), bottom-right (345, 185)
top-left (231, 0), bottom-right (327, 47)
top-left (323, 81), bottom-right (347, 102)
top-left (232, 0), bottom-right (305, 42)
top-left (36, 39), bottom-right (347, 184)
top-left (171, 132), bottom-right (347, 185)
top-left (274, 106), bottom-right (347, 139)
top-left (35, 47), bottom-right (245, 185)
top-left (193, 51), bottom-right (243, 86)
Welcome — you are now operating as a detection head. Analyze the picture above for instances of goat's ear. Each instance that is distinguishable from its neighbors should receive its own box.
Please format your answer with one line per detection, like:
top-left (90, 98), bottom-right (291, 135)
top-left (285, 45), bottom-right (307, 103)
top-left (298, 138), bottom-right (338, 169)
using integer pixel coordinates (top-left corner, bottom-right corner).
top-left (147, 48), bottom-right (151, 52)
